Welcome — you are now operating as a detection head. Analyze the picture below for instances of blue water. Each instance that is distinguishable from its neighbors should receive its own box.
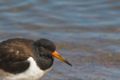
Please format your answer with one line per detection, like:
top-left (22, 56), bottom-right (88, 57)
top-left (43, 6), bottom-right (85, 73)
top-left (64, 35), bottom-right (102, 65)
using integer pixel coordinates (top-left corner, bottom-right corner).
top-left (0, 0), bottom-right (120, 80)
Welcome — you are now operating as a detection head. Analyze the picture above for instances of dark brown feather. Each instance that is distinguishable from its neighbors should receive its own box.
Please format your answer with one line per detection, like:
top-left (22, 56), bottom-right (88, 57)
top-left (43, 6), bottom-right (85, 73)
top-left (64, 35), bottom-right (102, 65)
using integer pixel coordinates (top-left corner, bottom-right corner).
top-left (0, 38), bottom-right (34, 74)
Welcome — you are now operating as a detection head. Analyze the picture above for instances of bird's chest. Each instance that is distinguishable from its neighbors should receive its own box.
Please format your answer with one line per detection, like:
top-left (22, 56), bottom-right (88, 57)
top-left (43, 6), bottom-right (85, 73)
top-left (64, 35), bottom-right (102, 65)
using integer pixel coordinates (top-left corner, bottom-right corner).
top-left (2, 57), bottom-right (52, 80)
top-left (0, 67), bottom-right (44, 80)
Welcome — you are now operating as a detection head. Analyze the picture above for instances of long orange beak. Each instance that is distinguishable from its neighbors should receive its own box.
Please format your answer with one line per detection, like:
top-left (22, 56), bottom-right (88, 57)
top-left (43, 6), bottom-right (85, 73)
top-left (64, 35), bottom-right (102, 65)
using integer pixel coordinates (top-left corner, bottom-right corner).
top-left (52, 51), bottom-right (72, 66)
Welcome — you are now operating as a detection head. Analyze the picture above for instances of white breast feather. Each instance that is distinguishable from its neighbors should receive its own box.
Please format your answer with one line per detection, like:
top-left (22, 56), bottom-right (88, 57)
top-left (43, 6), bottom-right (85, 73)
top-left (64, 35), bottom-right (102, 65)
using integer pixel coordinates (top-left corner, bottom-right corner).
top-left (0, 57), bottom-right (52, 80)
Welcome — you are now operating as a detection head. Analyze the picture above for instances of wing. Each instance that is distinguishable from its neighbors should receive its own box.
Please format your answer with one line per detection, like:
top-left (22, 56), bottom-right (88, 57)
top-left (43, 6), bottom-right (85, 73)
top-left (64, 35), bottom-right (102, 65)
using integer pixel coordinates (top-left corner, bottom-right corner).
top-left (0, 38), bottom-right (34, 74)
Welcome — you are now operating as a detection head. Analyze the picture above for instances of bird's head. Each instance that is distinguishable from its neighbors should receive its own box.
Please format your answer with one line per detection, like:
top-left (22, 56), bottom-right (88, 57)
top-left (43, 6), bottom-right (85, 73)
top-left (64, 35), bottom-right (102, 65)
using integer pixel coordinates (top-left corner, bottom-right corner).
top-left (33, 38), bottom-right (72, 67)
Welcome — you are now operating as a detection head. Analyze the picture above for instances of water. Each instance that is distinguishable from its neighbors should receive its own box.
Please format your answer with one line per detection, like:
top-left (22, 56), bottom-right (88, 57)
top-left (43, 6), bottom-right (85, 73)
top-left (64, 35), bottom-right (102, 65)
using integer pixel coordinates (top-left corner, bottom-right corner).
top-left (0, 0), bottom-right (120, 80)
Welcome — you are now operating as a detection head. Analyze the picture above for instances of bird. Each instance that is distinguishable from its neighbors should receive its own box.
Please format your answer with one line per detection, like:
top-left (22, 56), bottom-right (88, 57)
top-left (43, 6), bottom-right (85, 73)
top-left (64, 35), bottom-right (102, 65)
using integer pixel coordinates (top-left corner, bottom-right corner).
top-left (0, 38), bottom-right (72, 80)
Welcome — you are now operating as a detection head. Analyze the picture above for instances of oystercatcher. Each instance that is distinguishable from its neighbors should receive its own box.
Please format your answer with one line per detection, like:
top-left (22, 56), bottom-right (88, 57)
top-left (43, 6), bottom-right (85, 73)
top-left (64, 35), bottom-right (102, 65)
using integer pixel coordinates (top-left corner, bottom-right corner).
top-left (0, 38), bottom-right (72, 80)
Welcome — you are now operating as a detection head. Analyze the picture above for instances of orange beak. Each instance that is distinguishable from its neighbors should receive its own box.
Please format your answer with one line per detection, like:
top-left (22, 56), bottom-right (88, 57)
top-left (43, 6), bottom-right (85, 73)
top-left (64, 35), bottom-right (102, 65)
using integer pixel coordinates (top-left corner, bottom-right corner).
top-left (52, 51), bottom-right (72, 66)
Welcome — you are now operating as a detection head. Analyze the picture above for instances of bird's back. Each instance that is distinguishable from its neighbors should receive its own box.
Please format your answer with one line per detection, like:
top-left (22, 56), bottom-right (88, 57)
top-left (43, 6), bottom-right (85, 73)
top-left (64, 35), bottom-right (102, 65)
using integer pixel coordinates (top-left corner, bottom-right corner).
top-left (0, 38), bottom-right (35, 75)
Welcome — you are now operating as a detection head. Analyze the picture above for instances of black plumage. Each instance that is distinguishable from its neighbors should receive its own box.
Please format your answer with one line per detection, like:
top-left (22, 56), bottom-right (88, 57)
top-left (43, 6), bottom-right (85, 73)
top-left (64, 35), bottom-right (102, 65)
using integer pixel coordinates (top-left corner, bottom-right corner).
top-left (0, 38), bottom-right (55, 74)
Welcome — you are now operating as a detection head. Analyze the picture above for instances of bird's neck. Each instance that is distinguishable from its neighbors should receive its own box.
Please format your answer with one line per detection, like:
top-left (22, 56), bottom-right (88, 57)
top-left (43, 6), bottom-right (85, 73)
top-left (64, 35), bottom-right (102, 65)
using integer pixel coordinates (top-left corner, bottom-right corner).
top-left (35, 56), bottom-right (54, 70)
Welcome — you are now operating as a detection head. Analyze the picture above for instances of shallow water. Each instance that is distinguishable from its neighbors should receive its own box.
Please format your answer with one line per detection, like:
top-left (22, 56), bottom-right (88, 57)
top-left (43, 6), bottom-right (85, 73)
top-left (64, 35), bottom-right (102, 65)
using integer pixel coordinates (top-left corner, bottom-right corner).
top-left (0, 0), bottom-right (120, 80)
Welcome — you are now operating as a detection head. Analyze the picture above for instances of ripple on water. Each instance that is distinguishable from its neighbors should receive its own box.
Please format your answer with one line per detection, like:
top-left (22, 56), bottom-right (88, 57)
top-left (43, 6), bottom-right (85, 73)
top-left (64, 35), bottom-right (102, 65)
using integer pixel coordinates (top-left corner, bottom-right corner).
top-left (0, 0), bottom-right (119, 26)
top-left (0, 0), bottom-right (120, 80)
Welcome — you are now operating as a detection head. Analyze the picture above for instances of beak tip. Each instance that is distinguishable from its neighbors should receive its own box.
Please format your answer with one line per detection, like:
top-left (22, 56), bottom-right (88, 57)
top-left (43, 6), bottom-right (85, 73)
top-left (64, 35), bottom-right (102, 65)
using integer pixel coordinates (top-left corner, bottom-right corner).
top-left (52, 51), bottom-right (72, 67)
top-left (64, 60), bottom-right (72, 67)
top-left (67, 63), bottom-right (72, 67)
